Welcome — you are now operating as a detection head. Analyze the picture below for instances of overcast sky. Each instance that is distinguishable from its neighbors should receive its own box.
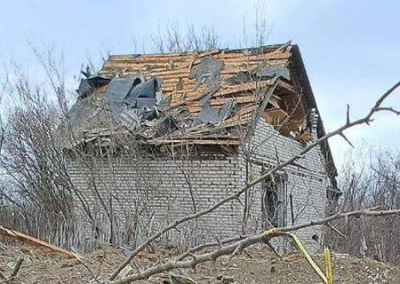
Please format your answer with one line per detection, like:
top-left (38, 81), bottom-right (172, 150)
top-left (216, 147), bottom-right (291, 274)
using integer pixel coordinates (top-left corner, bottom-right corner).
top-left (0, 0), bottom-right (399, 169)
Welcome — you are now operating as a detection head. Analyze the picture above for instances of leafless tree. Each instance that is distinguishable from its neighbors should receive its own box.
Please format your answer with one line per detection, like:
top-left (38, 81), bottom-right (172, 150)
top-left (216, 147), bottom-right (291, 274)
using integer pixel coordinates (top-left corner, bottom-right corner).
top-left (0, 61), bottom-right (75, 235)
top-left (326, 146), bottom-right (400, 263)
top-left (151, 21), bottom-right (219, 53)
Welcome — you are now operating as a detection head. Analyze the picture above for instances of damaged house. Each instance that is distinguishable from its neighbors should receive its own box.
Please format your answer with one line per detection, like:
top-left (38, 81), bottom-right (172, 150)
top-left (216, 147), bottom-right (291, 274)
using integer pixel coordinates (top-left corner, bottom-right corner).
top-left (56, 43), bottom-right (339, 250)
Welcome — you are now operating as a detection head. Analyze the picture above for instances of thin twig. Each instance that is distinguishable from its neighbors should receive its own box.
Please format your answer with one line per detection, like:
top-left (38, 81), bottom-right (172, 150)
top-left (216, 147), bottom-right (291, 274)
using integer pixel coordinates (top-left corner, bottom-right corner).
top-left (326, 222), bottom-right (347, 239)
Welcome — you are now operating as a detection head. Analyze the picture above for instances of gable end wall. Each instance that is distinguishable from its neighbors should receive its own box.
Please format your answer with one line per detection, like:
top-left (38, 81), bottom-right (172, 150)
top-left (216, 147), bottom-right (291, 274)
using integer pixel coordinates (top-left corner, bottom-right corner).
top-left (240, 118), bottom-right (329, 250)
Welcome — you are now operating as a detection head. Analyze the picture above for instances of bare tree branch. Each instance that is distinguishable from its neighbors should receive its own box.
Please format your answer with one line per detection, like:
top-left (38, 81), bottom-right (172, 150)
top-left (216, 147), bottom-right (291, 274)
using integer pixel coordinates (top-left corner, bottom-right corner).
top-left (109, 80), bottom-right (400, 281)
top-left (112, 207), bottom-right (400, 284)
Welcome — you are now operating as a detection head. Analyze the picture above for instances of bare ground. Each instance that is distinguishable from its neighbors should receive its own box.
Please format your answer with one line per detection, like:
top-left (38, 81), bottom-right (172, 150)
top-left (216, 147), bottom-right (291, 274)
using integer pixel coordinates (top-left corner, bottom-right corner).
top-left (1, 240), bottom-right (399, 284)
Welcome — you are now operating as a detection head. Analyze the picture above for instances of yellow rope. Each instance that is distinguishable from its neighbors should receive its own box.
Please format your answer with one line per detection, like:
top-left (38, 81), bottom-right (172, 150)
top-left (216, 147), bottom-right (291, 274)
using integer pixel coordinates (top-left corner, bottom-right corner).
top-left (287, 233), bottom-right (328, 284)
top-left (262, 229), bottom-right (334, 283)
top-left (325, 248), bottom-right (333, 284)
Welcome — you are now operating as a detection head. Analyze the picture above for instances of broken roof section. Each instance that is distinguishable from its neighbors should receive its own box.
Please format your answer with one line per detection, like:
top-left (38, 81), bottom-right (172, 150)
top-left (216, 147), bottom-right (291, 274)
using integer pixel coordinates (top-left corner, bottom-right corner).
top-left (56, 43), bottom-right (338, 182)
top-left (57, 44), bottom-right (307, 146)
top-left (55, 43), bottom-right (337, 179)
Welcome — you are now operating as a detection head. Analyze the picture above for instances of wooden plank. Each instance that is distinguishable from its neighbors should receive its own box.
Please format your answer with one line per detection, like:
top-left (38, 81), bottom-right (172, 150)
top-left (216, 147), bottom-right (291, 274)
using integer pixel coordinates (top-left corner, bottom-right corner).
top-left (188, 52), bottom-right (198, 71)
top-left (223, 113), bottom-right (253, 125)
top-left (263, 108), bottom-right (289, 125)
top-left (218, 52), bottom-right (291, 63)
top-left (271, 42), bottom-right (292, 54)
top-left (0, 225), bottom-right (77, 258)
top-left (277, 81), bottom-right (299, 95)
top-left (109, 54), bottom-right (192, 63)
top-left (208, 95), bottom-right (257, 106)
top-left (110, 53), bottom-right (190, 59)
top-left (296, 131), bottom-right (311, 143)
top-left (216, 81), bottom-right (272, 96)
top-left (198, 49), bottom-right (221, 58)
top-left (148, 139), bottom-right (240, 146)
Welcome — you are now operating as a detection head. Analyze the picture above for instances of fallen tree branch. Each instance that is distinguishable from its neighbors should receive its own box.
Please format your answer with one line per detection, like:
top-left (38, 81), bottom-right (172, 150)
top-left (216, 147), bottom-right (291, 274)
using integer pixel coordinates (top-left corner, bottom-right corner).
top-left (109, 79), bottom-right (400, 281)
top-left (112, 208), bottom-right (400, 283)
top-left (176, 235), bottom-right (247, 261)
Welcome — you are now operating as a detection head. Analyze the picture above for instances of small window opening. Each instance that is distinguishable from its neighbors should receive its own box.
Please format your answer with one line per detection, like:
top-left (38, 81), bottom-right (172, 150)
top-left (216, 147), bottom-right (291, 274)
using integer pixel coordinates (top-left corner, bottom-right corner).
top-left (262, 174), bottom-right (287, 228)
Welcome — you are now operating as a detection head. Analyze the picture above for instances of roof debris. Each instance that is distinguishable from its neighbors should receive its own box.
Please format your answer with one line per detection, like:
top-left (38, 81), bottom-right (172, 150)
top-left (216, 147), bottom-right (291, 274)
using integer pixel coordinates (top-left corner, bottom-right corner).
top-left (77, 75), bottom-right (110, 98)
top-left (197, 100), bottom-right (234, 125)
top-left (189, 55), bottom-right (223, 89)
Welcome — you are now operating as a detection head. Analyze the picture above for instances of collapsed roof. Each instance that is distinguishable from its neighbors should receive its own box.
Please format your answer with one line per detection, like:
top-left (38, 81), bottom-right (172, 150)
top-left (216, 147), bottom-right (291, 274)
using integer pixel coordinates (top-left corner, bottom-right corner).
top-left (56, 43), bottom-right (337, 181)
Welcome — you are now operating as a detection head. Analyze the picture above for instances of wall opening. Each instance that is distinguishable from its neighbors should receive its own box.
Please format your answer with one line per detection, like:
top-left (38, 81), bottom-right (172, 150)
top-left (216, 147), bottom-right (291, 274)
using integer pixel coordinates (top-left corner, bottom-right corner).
top-left (261, 173), bottom-right (287, 228)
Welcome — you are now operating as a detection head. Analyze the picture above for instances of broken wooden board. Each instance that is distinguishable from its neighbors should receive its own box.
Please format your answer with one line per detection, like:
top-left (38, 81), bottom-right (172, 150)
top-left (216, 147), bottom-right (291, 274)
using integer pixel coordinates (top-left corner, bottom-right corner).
top-left (296, 130), bottom-right (311, 143)
top-left (280, 117), bottom-right (307, 136)
top-left (263, 108), bottom-right (289, 125)
top-left (0, 225), bottom-right (76, 259)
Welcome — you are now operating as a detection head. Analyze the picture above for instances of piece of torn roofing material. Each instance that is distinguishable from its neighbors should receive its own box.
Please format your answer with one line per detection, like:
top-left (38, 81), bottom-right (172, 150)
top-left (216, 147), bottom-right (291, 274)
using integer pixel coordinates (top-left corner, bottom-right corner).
top-left (77, 75), bottom-right (111, 98)
top-left (189, 55), bottom-right (223, 89)
top-left (197, 100), bottom-right (234, 125)
top-left (225, 65), bottom-right (290, 86)
top-left (103, 76), bottom-right (162, 123)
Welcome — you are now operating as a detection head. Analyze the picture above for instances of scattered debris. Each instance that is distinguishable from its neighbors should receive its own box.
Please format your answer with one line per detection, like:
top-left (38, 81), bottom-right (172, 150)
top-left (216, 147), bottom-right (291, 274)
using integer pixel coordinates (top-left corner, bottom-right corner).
top-left (0, 241), bottom-right (399, 284)
top-left (216, 275), bottom-right (235, 284)
top-left (9, 257), bottom-right (24, 279)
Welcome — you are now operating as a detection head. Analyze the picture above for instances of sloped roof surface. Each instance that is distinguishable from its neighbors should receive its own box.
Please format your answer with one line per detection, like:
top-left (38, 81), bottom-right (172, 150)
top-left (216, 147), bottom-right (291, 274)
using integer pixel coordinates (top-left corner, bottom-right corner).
top-left (57, 44), bottom-right (313, 149)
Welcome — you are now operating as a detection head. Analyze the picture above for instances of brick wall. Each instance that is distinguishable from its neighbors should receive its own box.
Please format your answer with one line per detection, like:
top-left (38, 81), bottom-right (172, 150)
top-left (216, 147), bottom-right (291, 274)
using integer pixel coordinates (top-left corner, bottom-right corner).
top-left (68, 118), bottom-right (330, 251)
top-left (68, 152), bottom-right (243, 247)
top-left (239, 118), bottom-right (329, 251)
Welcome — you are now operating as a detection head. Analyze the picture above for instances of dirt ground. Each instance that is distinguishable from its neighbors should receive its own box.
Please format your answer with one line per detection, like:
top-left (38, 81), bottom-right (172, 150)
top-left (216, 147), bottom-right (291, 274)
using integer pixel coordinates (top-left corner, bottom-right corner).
top-left (1, 240), bottom-right (399, 284)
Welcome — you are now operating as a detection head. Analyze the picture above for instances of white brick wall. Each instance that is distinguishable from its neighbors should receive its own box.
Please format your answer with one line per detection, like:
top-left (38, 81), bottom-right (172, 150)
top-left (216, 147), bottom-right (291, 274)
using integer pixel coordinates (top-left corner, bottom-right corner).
top-left (239, 118), bottom-right (329, 250)
top-left (68, 152), bottom-right (243, 246)
top-left (68, 118), bottom-right (330, 251)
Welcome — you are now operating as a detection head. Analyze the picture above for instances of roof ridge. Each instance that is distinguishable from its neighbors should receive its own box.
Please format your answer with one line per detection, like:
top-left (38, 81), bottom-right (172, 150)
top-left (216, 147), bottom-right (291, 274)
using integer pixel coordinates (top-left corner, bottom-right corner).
top-left (107, 43), bottom-right (292, 59)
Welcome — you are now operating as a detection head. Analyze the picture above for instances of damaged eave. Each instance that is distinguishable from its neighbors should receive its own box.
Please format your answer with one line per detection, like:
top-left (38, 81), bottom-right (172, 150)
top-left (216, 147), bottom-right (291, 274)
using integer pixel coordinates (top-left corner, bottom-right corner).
top-left (290, 45), bottom-right (339, 187)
